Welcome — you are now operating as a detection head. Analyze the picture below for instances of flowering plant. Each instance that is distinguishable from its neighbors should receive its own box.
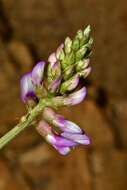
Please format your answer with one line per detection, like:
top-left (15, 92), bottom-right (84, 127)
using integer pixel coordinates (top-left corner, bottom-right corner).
top-left (0, 25), bottom-right (93, 155)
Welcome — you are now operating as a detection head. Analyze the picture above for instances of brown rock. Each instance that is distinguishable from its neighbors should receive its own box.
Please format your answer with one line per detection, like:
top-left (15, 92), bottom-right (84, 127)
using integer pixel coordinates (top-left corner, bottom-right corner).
top-left (19, 144), bottom-right (52, 165)
top-left (19, 145), bottom-right (91, 190)
top-left (90, 149), bottom-right (127, 190)
top-left (108, 101), bottom-right (127, 148)
top-left (0, 159), bottom-right (30, 190)
top-left (7, 41), bottom-right (33, 72)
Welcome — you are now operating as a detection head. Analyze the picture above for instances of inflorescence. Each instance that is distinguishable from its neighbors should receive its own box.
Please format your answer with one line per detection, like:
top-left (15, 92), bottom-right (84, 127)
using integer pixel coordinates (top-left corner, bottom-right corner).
top-left (20, 25), bottom-right (93, 155)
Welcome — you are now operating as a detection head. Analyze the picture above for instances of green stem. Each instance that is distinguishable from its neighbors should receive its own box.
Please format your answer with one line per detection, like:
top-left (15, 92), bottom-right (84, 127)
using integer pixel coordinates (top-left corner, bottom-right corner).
top-left (0, 97), bottom-right (63, 149)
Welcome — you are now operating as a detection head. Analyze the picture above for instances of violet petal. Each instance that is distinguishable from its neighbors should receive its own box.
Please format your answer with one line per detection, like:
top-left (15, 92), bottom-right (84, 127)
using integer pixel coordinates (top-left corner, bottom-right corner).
top-left (53, 145), bottom-right (71, 155)
top-left (53, 115), bottom-right (82, 133)
top-left (46, 134), bottom-right (77, 147)
top-left (63, 87), bottom-right (87, 106)
top-left (61, 132), bottom-right (90, 145)
top-left (31, 61), bottom-right (45, 85)
top-left (20, 72), bottom-right (35, 102)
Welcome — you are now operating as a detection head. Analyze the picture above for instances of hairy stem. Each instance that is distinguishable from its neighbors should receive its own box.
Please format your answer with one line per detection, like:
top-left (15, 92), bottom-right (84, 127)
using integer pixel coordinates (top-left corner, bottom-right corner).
top-left (0, 97), bottom-right (63, 149)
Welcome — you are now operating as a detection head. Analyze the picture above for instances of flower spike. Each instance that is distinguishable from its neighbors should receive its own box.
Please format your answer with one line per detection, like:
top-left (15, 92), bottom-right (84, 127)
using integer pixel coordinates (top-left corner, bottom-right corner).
top-left (0, 25), bottom-right (93, 153)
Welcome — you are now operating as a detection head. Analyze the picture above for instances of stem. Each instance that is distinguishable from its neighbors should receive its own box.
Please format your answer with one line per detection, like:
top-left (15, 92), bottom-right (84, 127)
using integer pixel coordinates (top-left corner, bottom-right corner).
top-left (0, 97), bottom-right (63, 149)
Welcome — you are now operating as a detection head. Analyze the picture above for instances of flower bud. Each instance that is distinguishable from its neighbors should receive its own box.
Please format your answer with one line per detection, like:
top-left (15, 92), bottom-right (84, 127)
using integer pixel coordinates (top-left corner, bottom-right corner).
top-left (77, 30), bottom-right (84, 40)
top-left (72, 38), bottom-right (80, 51)
top-left (63, 65), bottom-right (74, 80)
top-left (48, 77), bottom-right (61, 93)
top-left (63, 86), bottom-right (87, 106)
top-left (84, 25), bottom-right (91, 38)
top-left (64, 37), bottom-right (72, 54)
top-left (20, 73), bottom-right (36, 103)
top-left (86, 37), bottom-right (93, 49)
top-left (48, 52), bottom-right (57, 63)
top-left (56, 44), bottom-right (65, 61)
top-left (78, 67), bottom-right (91, 78)
top-left (61, 51), bottom-right (75, 69)
top-left (47, 61), bottom-right (61, 82)
top-left (76, 46), bottom-right (87, 61)
top-left (76, 59), bottom-right (90, 71)
top-left (76, 25), bottom-right (91, 47)
top-left (60, 74), bottom-right (79, 94)
top-left (31, 61), bottom-right (45, 85)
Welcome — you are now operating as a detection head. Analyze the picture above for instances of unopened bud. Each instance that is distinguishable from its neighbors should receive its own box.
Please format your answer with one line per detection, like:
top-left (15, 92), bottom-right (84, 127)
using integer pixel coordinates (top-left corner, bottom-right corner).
top-left (47, 61), bottom-right (61, 82)
top-left (63, 87), bottom-right (87, 106)
top-left (56, 44), bottom-right (65, 60)
top-left (76, 59), bottom-right (90, 71)
top-left (60, 74), bottom-right (79, 94)
top-left (48, 77), bottom-right (61, 93)
top-left (48, 53), bottom-right (57, 63)
top-left (78, 67), bottom-right (91, 78)
top-left (77, 30), bottom-right (84, 40)
top-left (86, 37), bottom-right (93, 49)
top-left (64, 37), bottom-right (72, 54)
top-left (84, 25), bottom-right (91, 38)
top-left (61, 51), bottom-right (75, 69)
top-left (76, 46), bottom-right (87, 61)
top-left (63, 65), bottom-right (74, 80)
top-left (72, 38), bottom-right (80, 51)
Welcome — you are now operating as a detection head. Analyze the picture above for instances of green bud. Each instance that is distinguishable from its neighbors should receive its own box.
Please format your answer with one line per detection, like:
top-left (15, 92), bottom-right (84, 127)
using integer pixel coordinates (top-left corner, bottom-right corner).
top-left (78, 67), bottom-right (91, 78)
top-left (60, 74), bottom-right (79, 94)
top-left (47, 62), bottom-right (61, 83)
top-left (76, 46), bottom-right (87, 61)
top-left (77, 25), bottom-right (91, 47)
top-left (56, 44), bottom-right (65, 61)
top-left (64, 37), bottom-right (72, 54)
top-left (86, 37), bottom-right (93, 49)
top-left (84, 25), bottom-right (91, 38)
top-left (72, 38), bottom-right (80, 51)
top-left (63, 65), bottom-right (74, 80)
top-left (61, 51), bottom-right (75, 69)
top-left (77, 30), bottom-right (84, 40)
top-left (76, 59), bottom-right (90, 71)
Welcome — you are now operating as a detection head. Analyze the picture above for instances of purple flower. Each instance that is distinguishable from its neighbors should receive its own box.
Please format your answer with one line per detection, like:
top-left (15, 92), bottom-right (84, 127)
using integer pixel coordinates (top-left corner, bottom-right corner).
top-left (42, 107), bottom-right (90, 148)
top-left (63, 86), bottom-right (87, 106)
top-left (36, 120), bottom-right (77, 155)
top-left (31, 61), bottom-right (45, 85)
top-left (43, 107), bottom-right (82, 133)
top-left (20, 73), bottom-right (36, 103)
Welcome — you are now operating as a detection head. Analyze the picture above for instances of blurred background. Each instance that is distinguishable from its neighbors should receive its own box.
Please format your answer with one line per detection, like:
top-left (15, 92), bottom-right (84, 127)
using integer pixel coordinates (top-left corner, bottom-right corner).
top-left (0, 0), bottom-right (127, 189)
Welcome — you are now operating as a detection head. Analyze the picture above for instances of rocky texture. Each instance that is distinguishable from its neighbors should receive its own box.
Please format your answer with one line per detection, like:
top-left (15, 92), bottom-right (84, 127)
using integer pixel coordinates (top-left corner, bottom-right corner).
top-left (0, 0), bottom-right (127, 189)
top-left (89, 150), bottom-right (127, 190)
